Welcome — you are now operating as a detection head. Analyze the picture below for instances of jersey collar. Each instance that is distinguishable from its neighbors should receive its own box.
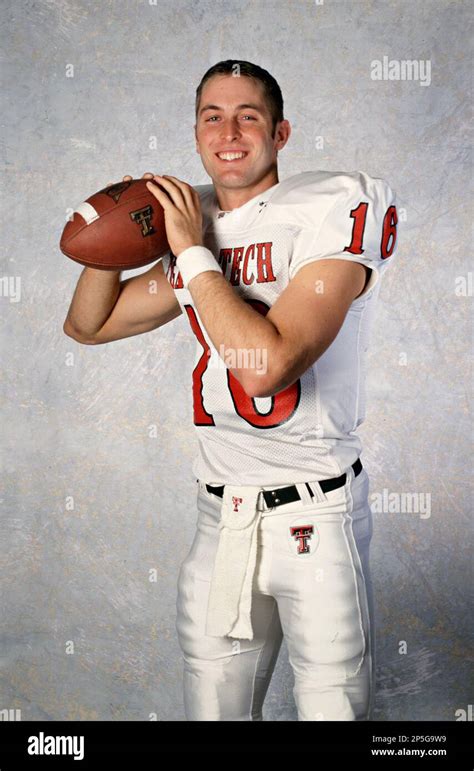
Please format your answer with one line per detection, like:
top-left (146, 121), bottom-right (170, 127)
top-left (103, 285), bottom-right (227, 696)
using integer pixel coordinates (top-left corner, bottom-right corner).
top-left (212, 180), bottom-right (282, 226)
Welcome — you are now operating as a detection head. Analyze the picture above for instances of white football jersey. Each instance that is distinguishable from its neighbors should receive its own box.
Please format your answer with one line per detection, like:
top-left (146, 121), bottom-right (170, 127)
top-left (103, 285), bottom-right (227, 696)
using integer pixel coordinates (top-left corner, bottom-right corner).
top-left (160, 170), bottom-right (398, 485)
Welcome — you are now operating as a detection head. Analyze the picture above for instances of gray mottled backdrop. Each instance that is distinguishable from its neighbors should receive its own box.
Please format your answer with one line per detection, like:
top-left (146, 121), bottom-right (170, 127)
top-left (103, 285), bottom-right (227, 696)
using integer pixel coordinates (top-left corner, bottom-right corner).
top-left (1, 0), bottom-right (472, 722)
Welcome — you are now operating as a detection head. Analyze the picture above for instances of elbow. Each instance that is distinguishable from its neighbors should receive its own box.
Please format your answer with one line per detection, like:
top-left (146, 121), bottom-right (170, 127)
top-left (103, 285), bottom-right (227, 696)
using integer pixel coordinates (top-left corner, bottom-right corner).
top-left (63, 320), bottom-right (97, 345)
top-left (231, 368), bottom-right (273, 399)
top-left (234, 345), bottom-right (307, 398)
top-left (245, 381), bottom-right (273, 399)
top-left (240, 351), bottom-right (288, 397)
top-left (245, 354), bottom-right (312, 398)
top-left (243, 369), bottom-right (283, 399)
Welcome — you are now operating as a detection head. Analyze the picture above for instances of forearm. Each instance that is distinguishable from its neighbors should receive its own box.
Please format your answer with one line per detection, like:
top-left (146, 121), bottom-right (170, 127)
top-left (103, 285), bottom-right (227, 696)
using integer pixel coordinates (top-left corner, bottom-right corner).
top-left (187, 270), bottom-right (283, 390)
top-left (64, 267), bottom-right (121, 337)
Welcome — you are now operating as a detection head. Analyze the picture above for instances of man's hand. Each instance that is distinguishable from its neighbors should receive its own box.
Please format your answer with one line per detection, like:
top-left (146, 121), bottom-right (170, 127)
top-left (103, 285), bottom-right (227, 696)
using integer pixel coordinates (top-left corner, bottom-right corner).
top-left (145, 174), bottom-right (203, 257)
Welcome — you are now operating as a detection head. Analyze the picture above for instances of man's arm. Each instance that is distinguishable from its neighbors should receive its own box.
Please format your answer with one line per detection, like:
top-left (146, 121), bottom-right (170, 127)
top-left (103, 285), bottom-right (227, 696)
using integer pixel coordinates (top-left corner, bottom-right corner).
top-left (63, 259), bottom-right (182, 345)
top-left (142, 172), bottom-right (386, 398)
top-left (186, 258), bottom-right (368, 397)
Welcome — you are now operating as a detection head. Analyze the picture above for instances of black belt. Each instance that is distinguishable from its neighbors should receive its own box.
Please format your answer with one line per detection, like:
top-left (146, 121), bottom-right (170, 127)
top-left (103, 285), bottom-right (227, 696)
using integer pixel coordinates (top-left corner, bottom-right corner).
top-left (202, 458), bottom-right (362, 509)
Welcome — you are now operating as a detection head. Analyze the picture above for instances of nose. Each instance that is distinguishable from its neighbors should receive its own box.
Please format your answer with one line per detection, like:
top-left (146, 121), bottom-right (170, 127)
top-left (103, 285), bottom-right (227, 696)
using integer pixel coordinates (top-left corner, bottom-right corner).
top-left (219, 118), bottom-right (242, 142)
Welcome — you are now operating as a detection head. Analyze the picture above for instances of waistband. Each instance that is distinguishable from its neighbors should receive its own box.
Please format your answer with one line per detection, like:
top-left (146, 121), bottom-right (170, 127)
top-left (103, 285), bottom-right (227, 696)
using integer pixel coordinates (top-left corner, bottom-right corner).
top-left (200, 458), bottom-right (362, 511)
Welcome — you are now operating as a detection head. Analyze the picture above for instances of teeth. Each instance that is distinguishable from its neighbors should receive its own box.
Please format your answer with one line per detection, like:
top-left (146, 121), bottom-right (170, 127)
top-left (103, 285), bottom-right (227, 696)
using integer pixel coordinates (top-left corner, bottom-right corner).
top-left (217, 152), bottom-right (246, 160)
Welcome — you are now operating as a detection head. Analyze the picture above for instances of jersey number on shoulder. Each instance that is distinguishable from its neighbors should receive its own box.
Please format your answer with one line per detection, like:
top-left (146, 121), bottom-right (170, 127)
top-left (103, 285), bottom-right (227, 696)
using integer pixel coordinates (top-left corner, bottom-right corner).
top-left (185, 299), bottom-right (301, 428)
top-left (344, 203), bottom-right (397, 259)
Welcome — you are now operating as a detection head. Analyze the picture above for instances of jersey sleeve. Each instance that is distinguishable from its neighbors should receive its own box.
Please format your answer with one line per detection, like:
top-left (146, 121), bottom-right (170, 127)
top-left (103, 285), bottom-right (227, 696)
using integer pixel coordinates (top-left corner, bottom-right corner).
top-left (288, 171), bottom-right (398, 295)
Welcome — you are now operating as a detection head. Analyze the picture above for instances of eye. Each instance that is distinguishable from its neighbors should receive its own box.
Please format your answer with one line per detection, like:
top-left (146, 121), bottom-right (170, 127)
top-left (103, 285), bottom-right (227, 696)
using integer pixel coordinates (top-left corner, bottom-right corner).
top-left (205, 114), bottom-right (257, 122)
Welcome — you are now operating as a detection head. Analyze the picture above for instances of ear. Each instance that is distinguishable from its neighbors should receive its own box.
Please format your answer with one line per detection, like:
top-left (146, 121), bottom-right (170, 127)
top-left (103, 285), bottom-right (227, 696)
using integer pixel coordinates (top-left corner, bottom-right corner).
top-left (276, 119), bottom-right (291, 152)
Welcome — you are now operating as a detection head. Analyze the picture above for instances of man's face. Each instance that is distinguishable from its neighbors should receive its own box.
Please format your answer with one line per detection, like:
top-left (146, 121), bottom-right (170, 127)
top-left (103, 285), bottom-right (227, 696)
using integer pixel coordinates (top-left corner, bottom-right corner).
top-left (194, 74), bottom-right (290, 194)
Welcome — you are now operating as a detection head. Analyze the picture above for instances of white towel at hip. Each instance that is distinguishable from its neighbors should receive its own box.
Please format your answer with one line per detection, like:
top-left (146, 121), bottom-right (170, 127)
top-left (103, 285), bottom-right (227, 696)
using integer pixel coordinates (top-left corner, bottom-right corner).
top-left (205, 484), bottom-right (263, 640)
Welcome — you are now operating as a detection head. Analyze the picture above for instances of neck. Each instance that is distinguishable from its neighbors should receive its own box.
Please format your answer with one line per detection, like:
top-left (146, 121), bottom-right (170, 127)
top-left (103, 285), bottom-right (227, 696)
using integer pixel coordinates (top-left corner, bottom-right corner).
top-left (214, 166), bottom-right (279, 211)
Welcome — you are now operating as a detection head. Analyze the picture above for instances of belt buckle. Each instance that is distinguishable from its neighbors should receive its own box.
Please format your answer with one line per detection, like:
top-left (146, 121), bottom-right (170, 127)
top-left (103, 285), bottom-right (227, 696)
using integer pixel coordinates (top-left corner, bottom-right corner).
top-left (259, 488), bottom-right (277, 511)
top-left (261, 485), bottom-right (289, 510)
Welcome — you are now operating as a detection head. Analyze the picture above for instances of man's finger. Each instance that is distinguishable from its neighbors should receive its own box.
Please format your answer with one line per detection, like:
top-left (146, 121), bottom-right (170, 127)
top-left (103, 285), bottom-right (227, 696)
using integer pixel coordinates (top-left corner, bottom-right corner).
top-left (152, 175), bottom-right (186, 208)
top-left (157, 174), bottom-right (195, 209)
top-left (163, 174), bottom-right (197, 210)
top-left (146, 180), bottom-right (172, 209)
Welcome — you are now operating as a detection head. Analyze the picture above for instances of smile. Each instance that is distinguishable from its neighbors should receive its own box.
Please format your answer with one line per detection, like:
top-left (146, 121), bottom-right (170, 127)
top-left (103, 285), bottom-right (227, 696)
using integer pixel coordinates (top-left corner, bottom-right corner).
top-left (216, 152), bottom-right (248, 162)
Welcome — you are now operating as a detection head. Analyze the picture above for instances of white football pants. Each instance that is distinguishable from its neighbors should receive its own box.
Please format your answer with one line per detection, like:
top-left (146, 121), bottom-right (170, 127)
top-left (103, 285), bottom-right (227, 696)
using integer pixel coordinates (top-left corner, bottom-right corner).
top-left (175, 465), bottom-right (375, 721)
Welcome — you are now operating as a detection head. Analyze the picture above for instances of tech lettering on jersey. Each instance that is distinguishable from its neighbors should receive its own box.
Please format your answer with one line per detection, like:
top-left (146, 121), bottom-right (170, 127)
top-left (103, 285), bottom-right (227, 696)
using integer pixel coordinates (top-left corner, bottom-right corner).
top-left (165, 241), bottom-right (277, 288)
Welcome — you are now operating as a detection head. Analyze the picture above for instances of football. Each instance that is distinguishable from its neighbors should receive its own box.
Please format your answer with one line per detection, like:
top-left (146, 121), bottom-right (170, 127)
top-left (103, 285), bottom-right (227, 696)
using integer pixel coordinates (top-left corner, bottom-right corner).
top-left (60, 179), bottom-right (169, 270)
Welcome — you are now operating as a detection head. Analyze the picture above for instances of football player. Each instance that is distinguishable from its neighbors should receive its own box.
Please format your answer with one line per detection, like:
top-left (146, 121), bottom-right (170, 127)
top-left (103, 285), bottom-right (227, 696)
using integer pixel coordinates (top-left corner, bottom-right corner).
top-left (63, 59), bottom-right (398, 721)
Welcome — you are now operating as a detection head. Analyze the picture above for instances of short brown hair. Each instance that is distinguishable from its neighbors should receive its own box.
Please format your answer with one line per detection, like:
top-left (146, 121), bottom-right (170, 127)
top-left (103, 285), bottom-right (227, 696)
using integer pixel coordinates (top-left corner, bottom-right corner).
top-left (195, 60), bottom-right (284, 137)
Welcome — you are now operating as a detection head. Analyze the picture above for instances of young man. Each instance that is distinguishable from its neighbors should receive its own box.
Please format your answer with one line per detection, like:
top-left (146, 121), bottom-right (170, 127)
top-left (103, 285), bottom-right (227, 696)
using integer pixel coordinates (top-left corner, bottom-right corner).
top-left (63, 60), bottom-right (398, 721)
